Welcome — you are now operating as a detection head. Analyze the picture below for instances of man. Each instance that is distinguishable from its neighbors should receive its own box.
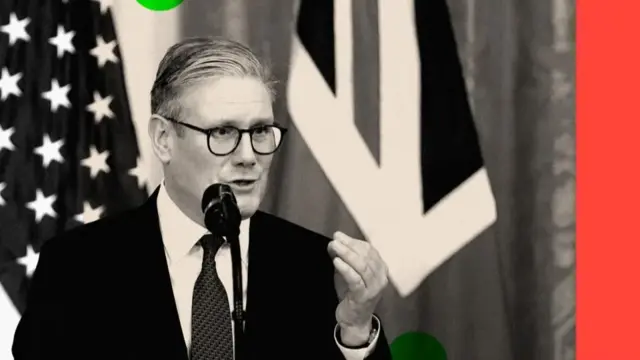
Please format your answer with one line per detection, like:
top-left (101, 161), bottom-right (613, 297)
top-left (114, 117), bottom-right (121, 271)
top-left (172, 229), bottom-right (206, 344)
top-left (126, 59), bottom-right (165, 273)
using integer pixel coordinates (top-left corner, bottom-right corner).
top-left (11, 37), bottom-right (392, 360)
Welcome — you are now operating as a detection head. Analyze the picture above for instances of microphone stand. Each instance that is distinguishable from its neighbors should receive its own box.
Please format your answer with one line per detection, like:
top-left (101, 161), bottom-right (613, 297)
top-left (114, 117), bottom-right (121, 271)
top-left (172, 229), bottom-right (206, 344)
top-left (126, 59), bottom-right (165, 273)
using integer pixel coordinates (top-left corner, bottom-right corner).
top-left (227, 231), bottom-right (245, 360)
top-left (201, 183), bottom-right (246, 359)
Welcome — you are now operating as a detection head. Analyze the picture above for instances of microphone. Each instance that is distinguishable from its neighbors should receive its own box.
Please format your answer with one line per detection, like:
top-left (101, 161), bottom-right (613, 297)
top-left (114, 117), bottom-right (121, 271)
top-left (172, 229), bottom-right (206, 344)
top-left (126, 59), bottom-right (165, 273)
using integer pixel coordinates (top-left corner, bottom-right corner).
top-left (200, 183), bottom-right (245, 358)
top-left (201, 183), bottom-right (241, 238)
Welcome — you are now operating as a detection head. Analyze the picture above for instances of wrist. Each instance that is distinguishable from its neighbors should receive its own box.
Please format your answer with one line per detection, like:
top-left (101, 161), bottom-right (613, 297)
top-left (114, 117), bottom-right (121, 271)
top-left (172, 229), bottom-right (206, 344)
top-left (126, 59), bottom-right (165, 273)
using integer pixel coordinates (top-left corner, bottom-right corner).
top-left (339, 318), bottom-right (373, 346)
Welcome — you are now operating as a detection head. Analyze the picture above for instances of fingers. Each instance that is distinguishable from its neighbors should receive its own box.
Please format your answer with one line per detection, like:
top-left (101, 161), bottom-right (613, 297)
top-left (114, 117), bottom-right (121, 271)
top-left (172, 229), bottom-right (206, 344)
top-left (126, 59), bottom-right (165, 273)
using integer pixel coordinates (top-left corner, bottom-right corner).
top-left (335, 232), bottom-right (387, 280)
top-left (328, 237), bottom-right (375, 286)
top-left (332, 257), bottom-right (365, 293)
top-left (328, 232), bottom-right (388, 291)
top-left (336, 232), bottom-right (387, 274)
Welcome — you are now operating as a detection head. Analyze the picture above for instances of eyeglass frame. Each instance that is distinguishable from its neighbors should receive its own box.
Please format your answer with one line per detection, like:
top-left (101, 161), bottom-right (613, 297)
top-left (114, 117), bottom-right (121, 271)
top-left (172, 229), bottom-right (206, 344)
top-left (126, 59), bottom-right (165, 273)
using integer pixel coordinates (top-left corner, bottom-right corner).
top-left (158, 115), bottom-right (288, 156)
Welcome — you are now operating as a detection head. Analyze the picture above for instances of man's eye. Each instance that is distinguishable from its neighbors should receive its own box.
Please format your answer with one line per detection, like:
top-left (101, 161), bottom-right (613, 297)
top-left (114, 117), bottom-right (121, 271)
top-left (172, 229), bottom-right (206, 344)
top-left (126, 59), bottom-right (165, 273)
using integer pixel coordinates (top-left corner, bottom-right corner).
top-left (211, 127), bottom-right (236, 138)
top-left (253, 126), bottom-right (268, 134)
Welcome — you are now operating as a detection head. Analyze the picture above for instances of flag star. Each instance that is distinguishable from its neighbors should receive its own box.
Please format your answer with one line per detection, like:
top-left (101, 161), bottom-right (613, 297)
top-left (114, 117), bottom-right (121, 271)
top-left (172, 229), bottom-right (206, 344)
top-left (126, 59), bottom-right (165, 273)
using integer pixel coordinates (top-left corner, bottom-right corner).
top-left (0, 125), bottom-right (16, 152)
top-left (86, 91), bottom-right (114, 123)
top-left (0, 182), bottom-right (6, 206)
top-left (81, 146), bottom-right (110, 179)
top-left (26, 189), bottom-right (57, 223)
top-left (75, 201), bottom-right (105, 224)
top-left (34, 135), bottom-right (65, 168)
top-left (90, 36), bottom-right (118, 68)
top-left (128, 156), bottom-right (150, 192)
top-left (17, 245), bottom-right (40, 277)
top-left (92, 0), bottom-right (114, 14)
top-left (48, 25), bottom-right (75, 58)
top-left (1, 13), bottom-right (30, 45)
top-left (0, 67), bottom-right (22, 100)
top-left (42, 79), bottom-right (71, 112)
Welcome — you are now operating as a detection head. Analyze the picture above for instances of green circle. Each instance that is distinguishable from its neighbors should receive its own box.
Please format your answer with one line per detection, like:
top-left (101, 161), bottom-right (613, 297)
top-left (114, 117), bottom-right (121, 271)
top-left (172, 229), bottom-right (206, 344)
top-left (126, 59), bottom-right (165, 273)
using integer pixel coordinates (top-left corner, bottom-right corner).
top-left (136, 0), bottom-right (184, 11)
top-left (390, 331), bottom-right (447, 360)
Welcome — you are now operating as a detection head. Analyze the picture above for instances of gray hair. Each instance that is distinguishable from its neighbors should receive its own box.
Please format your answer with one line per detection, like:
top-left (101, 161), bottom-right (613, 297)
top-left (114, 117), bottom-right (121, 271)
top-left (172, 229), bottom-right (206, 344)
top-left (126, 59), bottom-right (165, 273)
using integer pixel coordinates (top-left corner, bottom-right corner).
top-left (150, 36), bottom-right (277, 135)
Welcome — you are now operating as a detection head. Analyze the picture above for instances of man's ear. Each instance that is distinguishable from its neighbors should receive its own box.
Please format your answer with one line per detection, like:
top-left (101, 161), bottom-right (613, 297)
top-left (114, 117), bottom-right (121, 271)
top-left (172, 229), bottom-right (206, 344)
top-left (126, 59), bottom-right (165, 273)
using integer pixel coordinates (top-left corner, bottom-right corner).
top-left (148, 114), bottom-right (173, 164)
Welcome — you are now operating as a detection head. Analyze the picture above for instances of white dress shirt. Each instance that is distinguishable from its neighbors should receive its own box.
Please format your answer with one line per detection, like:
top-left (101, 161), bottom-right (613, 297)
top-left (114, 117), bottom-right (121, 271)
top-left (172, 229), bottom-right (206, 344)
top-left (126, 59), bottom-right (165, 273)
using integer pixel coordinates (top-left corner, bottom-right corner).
top-left (156, 183), bottom-right (378, 359)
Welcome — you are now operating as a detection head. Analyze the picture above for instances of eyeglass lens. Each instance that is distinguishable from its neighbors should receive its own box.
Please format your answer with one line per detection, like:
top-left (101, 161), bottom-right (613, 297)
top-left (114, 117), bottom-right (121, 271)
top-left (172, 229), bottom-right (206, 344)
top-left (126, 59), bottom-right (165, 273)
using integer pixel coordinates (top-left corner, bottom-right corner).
top-left (208, 126), bottom-right (283, 154)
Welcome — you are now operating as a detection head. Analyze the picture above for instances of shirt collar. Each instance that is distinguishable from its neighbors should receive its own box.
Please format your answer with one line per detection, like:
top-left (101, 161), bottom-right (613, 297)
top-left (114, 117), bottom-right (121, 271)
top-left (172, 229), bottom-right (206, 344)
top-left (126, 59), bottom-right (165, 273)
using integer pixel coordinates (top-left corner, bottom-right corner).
top-left (157, 181), bottom-right (250, 264)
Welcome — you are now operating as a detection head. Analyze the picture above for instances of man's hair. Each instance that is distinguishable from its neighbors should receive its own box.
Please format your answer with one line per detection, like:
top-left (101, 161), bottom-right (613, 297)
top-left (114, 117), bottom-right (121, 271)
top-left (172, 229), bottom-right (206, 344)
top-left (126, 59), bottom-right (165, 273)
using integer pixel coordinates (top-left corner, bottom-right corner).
top-left (150, 36), bottom-right (277, 135)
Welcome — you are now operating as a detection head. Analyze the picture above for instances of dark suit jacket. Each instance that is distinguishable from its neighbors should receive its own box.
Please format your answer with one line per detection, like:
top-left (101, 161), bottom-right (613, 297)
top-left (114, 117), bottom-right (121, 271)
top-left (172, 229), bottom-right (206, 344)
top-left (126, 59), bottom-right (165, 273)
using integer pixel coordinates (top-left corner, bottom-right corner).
top-left (12, 188), bottom-right (392, 360)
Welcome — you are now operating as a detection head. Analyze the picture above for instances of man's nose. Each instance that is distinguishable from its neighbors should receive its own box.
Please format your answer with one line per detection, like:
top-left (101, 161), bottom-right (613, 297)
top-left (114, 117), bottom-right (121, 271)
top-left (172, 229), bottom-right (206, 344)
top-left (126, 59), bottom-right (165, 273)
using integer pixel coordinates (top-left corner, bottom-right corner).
top-left (233, 133), bottom-right (257, 164)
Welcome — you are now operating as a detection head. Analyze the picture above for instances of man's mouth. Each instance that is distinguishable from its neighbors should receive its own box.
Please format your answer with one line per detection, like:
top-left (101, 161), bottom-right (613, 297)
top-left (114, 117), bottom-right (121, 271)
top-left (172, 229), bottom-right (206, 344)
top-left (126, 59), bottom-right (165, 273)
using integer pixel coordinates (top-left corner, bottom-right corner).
top-left (231, 179), bottom-right (256, 185)
top-left (229, 179), bottom-right (257, 190)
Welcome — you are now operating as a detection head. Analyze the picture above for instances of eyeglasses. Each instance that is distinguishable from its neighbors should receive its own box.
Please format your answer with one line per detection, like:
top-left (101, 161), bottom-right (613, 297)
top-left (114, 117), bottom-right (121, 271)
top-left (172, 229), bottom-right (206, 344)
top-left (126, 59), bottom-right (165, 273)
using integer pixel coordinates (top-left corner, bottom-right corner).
top-left (161, 116), bottom-right (288, 156)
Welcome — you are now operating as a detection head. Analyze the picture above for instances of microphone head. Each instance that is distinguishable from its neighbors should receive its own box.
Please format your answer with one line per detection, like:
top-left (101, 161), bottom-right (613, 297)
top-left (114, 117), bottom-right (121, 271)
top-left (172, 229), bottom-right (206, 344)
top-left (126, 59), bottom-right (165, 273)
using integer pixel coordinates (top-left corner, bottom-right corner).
top-left (201, 183), bottom-right (237, 213)
top-left (201, 183), bottom-right (241, 237)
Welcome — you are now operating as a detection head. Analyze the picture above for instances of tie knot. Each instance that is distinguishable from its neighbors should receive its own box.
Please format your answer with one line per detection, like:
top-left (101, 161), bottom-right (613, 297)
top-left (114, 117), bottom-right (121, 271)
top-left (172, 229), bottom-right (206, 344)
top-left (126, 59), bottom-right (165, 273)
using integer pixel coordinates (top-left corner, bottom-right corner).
top-left (199, 234), bottom-right (225, 256)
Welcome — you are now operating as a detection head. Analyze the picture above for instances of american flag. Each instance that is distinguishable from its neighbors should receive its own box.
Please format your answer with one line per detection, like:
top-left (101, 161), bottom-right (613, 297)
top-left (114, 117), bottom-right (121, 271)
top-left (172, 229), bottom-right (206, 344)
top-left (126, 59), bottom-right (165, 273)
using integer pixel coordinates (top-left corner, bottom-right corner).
top-left (0, 0), bottom-right (148, 352)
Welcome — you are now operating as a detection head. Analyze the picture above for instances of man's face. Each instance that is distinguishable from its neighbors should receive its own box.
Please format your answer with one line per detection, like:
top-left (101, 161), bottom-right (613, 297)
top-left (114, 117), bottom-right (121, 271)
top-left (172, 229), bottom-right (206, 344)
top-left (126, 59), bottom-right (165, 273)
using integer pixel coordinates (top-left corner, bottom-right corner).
top-left (166, 76), bottom-right (275, 220)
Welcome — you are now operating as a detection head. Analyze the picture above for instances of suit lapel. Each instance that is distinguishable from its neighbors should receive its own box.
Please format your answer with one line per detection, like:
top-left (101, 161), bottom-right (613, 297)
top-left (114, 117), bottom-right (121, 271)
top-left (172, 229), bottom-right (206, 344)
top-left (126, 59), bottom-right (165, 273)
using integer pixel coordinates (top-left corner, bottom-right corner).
top-left (128, 189), bottom-right (189, 360)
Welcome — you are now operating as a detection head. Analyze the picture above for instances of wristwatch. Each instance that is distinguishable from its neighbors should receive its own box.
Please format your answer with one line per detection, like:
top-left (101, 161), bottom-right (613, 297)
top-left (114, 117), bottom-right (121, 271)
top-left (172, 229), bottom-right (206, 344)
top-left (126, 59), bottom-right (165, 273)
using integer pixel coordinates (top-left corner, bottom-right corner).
top-left (337, 316), bottom-right (380, 349)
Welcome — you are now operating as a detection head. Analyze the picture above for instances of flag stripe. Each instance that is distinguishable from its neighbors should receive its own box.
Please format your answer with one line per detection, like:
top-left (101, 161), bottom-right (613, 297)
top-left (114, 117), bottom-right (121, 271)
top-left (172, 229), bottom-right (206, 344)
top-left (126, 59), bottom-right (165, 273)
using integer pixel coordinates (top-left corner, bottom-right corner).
top-left (414, 0), bottom-right (485, 212)
top-left (378, 0), bottom-right (423, 215)
top-left (352, 0), bottom-right (380, 163)
top-left (296, 0), bottom-right (335, 93)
